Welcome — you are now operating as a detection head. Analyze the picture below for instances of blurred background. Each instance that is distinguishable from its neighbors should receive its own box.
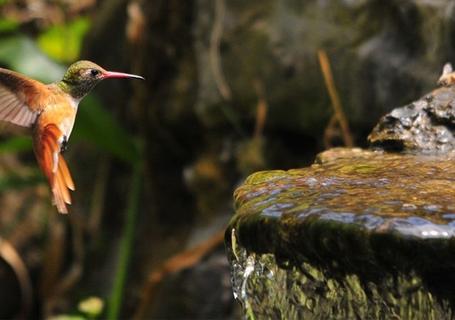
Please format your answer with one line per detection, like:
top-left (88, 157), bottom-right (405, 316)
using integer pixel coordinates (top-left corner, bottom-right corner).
top-left (0, 0), bottom-right (453, 319)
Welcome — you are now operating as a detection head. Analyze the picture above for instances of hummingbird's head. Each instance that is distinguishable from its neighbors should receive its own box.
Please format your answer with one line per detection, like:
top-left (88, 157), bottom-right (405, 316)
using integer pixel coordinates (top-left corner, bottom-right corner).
top-left (60, 60), bottom-right (144, 100)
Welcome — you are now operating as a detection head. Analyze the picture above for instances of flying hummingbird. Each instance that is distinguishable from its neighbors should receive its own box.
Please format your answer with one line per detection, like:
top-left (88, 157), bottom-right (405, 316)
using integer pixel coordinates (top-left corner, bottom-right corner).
top-left (0, 60), bottom-right (144, 214)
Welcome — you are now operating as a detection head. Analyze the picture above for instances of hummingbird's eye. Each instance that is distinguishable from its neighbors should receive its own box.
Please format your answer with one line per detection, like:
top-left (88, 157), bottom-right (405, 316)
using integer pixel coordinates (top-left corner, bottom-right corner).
top-left (90, 69), bottom-right (100, 77)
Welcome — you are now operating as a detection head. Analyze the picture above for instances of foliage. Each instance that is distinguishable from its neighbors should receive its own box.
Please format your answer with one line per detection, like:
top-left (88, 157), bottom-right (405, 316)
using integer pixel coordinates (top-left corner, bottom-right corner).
top-left (0, 18), bottom-right (19, 32)
top-left (107, 160), bottom-right (142, 319)
top-left (0, 136), bottom-right (32, 154)
top-left (38, 17), bottom-right (91, 63)
top-left (0, 169), bottom-right (43, 191)
top-left (0, 35), bottom-right (64, 82)
top-left (75, 96), bottom-right (140, 165)
top-left (0, 14), bottom-right (142, 318)
top-left (49, 296), bottom-right (104, 320)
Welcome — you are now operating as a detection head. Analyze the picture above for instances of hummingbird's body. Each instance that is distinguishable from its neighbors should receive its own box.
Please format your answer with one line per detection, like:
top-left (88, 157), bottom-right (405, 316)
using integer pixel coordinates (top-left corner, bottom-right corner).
top-left (0, 61), bottom-right (143, 213)
top-left (37, 84), bottom-right (78, 138)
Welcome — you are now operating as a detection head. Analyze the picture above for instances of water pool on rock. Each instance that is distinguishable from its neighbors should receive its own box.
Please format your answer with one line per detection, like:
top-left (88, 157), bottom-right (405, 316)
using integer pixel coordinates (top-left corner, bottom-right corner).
top-left (226, 148), bottom-right (455, 319)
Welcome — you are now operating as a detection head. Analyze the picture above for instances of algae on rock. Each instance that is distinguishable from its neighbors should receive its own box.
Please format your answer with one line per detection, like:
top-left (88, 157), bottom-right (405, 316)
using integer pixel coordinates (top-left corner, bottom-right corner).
top-left (226, 148), bottom-right (455, 319)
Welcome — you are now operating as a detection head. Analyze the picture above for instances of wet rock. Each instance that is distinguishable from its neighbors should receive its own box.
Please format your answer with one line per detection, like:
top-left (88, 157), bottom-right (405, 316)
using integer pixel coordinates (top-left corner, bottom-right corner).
top-left (369, 86), bottom-right (455, 152)
top-left (226, 148), bottom-right (455, 319)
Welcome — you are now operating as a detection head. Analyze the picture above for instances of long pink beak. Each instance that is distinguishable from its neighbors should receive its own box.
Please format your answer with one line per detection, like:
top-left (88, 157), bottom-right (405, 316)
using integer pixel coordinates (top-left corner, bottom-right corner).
top-left (102, 71), bottom-right (145, 80)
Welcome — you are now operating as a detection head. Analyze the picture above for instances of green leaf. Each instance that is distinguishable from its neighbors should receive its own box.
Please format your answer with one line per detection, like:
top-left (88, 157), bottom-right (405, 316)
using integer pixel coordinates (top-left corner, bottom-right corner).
top-left (78, 296), bottom-right (104, 318)
top-left (0, 35), bottom-right (64, 82)
top-left (108, 161), bottom-right (142, 319)
top-left (0, 18), bottom-right (19, 32)
top-left (73, 96), bottom-right (140, 164)
top-left (37, 17), bottom-right (91, 63)
top-left (0, 171), bottom-right (44, 191)
top-left (0, 136), bottom-right (32, 154)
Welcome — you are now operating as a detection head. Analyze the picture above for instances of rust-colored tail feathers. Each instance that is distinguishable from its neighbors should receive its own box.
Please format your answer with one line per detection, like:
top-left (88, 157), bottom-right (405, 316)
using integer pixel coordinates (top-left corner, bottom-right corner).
top-left (34, 124), bottom-right (75, 214)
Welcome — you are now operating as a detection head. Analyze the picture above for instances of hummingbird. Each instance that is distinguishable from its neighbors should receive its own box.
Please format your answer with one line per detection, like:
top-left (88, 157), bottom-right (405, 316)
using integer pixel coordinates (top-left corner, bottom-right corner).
top-left (0, 60), bottom-right (144, 214)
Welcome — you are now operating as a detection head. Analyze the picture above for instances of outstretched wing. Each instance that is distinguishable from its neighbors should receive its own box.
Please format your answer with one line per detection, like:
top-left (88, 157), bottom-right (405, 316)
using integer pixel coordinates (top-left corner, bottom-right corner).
top-left (34, 124), bottom-right (75, 214)
top-left (0, 68), bottom-right (47, 127)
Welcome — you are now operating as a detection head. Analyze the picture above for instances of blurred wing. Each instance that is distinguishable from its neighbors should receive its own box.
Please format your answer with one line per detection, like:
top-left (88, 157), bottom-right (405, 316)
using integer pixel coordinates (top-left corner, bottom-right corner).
top-left (0, 68), bottom-right (47, 127)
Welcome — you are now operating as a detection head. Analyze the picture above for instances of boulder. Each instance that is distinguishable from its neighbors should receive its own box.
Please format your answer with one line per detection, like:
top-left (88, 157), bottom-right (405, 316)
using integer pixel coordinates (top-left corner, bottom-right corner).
top-left (226, 148), bottom-right (455, 319)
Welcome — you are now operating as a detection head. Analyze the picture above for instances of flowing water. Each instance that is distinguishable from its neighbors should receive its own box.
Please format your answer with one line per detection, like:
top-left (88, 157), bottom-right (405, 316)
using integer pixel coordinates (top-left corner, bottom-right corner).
top-left (226, 148), bottom-right (455, 319)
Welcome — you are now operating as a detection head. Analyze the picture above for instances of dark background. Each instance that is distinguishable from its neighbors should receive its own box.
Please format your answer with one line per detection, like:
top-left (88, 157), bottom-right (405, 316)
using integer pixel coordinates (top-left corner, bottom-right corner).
top-left (0, 0), bottom-right (452, 318)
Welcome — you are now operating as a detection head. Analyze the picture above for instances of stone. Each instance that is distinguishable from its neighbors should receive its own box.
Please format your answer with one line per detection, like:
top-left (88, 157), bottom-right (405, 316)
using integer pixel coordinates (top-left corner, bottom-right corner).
top-left (369, 86), bottom-right (455, 152)
top-left (226, 148), bottom-right (455, 319)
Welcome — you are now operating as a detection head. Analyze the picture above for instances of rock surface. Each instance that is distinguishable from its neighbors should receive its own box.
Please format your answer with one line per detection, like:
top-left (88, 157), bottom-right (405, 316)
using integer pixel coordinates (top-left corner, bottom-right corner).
top-left (226, 148), bottom-right (455, 319)
top-left (369, 86), bottom-right (455, 152)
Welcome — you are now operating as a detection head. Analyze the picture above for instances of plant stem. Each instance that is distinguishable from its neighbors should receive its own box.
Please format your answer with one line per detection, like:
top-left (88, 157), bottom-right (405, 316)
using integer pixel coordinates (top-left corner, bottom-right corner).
top-left (107, 160), bottom-right (142, 320)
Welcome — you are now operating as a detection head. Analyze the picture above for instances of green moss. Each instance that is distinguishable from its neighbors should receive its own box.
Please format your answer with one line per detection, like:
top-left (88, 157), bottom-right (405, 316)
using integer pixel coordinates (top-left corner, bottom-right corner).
top-left (227, 148), bottom-right (455, 319)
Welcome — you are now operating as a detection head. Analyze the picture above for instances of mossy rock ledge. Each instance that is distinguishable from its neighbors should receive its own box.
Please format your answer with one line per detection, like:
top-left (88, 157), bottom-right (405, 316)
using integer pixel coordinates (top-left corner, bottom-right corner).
top-left (226, 147), bottom-right (455, 319)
